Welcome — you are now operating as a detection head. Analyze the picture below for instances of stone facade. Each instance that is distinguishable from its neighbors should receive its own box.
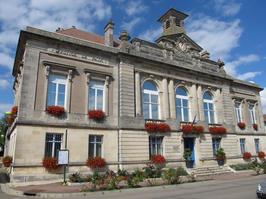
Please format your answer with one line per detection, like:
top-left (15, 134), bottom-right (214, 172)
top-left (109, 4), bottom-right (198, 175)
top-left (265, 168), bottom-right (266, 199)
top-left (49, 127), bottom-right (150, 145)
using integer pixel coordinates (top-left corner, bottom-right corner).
top-left (6, 8), bottom-right (265, 183)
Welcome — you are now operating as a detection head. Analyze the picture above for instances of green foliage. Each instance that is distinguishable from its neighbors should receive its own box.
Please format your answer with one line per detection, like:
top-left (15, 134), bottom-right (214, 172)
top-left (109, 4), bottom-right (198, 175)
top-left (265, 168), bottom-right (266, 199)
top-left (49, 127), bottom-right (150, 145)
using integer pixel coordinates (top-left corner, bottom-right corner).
top-left (117, 169), bottom-right (130, 177)
top-left (183, 148), bottom-right (193, 160)
top-left (177, 167), bottom-right (188, 176)
top-left (142, 164), bottom-right (162, 178)
top-left (230, 163), bottom-right (253, 171)
top-left (163, 168), bottom-right (181, 185)
top-left (0, 116), bottom-right (8, 147)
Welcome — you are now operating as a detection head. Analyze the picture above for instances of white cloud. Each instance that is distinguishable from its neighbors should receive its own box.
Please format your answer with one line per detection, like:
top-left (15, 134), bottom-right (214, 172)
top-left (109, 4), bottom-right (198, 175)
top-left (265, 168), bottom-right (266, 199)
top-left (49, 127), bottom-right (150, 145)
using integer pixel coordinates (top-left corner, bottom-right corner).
top-left (260, 88), bottom-right (266, 114)
top-left (186, 15), bottom-right (243, 61)
top-left (121, 17), bottom-right (142, 33)
top-left (0, 53), bottom-right (14, 70)
top-left (214, 0), bottom-right (242, 16)
top-left (138, 27), bottom-right (163, 42)
top-left (236, 72), bottom-right (261, 81)
top-left (125, 0), bottom-right (149, 16)
top-left (0, 79), bottom-right (10, 89)
top-left (224, 54), bottom-right (260, 77)
top-left (0, 103), bottom-right (13, 113)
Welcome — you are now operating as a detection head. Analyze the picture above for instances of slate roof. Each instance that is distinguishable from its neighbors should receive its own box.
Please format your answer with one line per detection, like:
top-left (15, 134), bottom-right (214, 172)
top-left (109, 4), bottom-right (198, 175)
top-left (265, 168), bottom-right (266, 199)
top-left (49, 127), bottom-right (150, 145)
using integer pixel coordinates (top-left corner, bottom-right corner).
top-left (56, 27), bottom-right (121, 47)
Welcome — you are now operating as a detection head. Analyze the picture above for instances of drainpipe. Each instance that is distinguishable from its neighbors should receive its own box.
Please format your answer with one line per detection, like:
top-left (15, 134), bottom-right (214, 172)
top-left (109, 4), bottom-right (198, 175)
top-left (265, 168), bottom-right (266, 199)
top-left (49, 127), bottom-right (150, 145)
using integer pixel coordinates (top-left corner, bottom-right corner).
top-left (116, 58), bottom-right (120, 171)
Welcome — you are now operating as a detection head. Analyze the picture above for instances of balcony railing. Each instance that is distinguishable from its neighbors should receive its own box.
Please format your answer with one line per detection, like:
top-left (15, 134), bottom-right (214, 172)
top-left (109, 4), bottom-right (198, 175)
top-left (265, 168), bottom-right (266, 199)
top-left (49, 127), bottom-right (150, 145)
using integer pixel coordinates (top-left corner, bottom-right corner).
top-left (145, 119), bottom-right (166, 124)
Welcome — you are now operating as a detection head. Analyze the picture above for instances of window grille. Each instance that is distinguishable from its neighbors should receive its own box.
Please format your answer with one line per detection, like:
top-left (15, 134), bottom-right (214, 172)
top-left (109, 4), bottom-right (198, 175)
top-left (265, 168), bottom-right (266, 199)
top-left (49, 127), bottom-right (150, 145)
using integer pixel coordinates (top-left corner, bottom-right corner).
top-left (45, 134), bottom-right (62, 158)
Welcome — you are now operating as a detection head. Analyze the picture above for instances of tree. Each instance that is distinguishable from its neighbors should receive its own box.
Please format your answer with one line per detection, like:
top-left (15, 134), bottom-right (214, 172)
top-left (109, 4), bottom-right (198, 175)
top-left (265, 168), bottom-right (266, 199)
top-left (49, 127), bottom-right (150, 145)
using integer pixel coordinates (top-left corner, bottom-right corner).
top-left (0, 116), bottom-right (8, 146)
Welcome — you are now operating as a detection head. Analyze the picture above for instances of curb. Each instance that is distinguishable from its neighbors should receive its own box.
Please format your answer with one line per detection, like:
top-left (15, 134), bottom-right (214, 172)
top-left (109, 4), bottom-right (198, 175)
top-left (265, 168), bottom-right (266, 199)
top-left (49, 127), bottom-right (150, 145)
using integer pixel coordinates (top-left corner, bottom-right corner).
top-left (1, 184), bottom-right (24, 196)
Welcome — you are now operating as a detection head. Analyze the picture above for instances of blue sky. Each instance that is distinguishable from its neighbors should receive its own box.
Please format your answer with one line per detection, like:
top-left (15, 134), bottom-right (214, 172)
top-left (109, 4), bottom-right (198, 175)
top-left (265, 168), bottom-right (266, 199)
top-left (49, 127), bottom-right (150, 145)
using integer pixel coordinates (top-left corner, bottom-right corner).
top-left (0, 0), bottom-right (266, 117)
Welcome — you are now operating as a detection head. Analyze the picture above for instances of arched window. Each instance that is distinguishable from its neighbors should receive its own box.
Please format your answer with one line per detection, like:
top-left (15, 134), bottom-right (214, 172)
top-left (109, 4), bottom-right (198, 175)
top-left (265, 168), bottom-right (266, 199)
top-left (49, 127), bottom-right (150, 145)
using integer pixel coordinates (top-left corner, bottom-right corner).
top-left (176, 87), bottom-right (189, 121)
top-left (142, 81), bottom-right (159, 119)
top-left (203, 92), bottom-right (215, 123)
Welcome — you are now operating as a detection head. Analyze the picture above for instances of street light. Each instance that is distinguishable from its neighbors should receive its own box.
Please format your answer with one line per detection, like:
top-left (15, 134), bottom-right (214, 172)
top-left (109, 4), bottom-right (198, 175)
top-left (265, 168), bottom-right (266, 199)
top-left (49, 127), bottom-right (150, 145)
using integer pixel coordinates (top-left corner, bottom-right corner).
top-left (5, 111), bottom-right (17, 117)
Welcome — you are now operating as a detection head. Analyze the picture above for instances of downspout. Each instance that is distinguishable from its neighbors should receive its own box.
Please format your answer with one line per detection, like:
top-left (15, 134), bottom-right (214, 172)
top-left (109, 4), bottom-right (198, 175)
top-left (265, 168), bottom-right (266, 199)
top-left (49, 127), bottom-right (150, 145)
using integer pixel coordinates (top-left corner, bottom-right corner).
top-left (116, 58), bottom-right (120, 171)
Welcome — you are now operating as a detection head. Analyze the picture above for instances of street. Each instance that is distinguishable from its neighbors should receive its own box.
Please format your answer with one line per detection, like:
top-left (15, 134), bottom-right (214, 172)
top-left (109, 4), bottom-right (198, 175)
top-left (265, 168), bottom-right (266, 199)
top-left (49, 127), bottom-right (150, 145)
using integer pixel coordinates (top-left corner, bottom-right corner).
top-left (1, 174), bottom-right (266, 199)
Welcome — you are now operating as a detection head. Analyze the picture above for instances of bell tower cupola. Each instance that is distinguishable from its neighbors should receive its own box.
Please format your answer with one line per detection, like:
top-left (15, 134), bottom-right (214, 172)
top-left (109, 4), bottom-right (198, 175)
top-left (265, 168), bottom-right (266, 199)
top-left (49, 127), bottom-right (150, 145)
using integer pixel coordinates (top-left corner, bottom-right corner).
top-left (157, 7), bottom-right (188, 36)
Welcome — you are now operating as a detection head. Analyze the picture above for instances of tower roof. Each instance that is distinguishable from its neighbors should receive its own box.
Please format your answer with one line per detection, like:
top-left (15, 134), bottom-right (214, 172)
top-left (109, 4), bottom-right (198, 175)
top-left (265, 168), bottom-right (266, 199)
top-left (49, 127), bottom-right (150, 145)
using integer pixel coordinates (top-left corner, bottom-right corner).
top-left (157, 7), bottom-right (188, 23)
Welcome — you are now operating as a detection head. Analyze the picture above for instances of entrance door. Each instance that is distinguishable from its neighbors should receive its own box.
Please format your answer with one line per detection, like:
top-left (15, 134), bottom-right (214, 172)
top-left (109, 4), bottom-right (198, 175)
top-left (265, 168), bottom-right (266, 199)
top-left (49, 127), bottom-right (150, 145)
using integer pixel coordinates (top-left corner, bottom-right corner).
top-left (184, 138), bottom-right (195, 166)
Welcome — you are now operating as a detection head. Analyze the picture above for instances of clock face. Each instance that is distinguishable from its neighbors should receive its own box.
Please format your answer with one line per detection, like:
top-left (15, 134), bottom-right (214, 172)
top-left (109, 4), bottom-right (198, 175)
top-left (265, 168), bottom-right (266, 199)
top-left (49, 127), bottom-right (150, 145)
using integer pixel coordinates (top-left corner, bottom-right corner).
top-left (178, 42), bottom-right (186, 51)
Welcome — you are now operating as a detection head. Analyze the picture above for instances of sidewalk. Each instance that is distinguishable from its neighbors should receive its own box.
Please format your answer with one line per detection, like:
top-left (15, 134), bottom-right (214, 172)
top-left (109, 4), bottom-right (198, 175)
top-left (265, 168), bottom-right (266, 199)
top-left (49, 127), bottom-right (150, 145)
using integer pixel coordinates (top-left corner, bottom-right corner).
top-left (1, 170), bottom-right (264, 198)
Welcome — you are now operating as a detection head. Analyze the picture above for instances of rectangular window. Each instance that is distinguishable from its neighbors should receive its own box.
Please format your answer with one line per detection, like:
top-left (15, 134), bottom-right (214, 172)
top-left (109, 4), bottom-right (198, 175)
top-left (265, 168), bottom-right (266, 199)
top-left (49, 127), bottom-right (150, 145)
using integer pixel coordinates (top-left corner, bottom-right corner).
top-left (255, 139), bottom-right (260, 153)
top-left (47, 74), bottom-right (67, 107)
top-left (45, 134), bottom-right (62, 158)
top-left (249, 106), bottom-right (256, 124)
top-left (89, 81), bottom-right (104, 110)
top-left (235, 103), bottom-right (241, 123)
top-left (89, 135), bottom-right (103, 157)
top-left (212, 138), bottom-right (221, 156)
top-left (149, 137), bottom-right (163, 157)
top-left (240, 138), bottom-right (245, 154)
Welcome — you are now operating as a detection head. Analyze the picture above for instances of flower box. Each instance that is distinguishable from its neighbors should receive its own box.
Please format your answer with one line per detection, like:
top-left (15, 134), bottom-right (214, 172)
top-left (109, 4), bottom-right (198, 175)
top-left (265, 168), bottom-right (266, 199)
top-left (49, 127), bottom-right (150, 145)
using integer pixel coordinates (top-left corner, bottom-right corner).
top-left (209, 126), bottom-right (227, 134)
top-left (86, 156), bottom-right (106, 168)
top-left (253, 124), bottom-right (258, 131)
top-left (242, 152), bottom-right (252, 160)
top-left (45, 105), bottom-right (65, 117)
top-left (258, 151), bottom-right (265, 158)
top-left (145, 123), bottom-right (170, 132)
top-left (8, 106), bottom-right (18, 125)
top-left (237, 122), bottom-right (246, 129)
top-left (42, 156), bottom-right (62, 171)
top-left (2, 156), bottom-right (12, 167)
top-left (182, 124), bottom-right (204, 133)
top-left (88, 109), bottom-right (105, 121)
top-left (150, 154), bottom-right (165, 164)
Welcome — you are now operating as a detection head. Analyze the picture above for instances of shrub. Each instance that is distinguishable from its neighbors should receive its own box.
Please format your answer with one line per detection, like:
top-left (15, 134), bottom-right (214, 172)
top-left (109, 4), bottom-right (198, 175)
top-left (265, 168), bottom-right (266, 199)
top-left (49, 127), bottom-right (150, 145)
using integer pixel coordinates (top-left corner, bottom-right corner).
top-left (88, 109), bottom-right (105, 121)
top-left (2, 156), bottom-right (12, 167)
top-left (145, 123), bottom-right (170, 132)
top-left (243, 152), bottom-right (252, 160)
top-left (215, 148), bottom-right (226, 159)
top-left (143, 164), bottom-right (162, 178)
top-left (150, 154), bottom-right (165, 164)
top-left (45, 105), bottom-right (65, 116)
top-left (69, 172), bottom-right (83, 182)
top-left (258, 151), bottom-right (265, 158)
top-left (117, 169), bottom-right (130, 177)
top-left (183, 148), bottom-right (193, 160)
top-left (42, 156), bottom-right (62, 171)
top-left (163, 168), bottom-right (181, 185)
top-left (86, 156), bottom-right (106, 168)
top-left (177, 167), bottom-right (188, 176)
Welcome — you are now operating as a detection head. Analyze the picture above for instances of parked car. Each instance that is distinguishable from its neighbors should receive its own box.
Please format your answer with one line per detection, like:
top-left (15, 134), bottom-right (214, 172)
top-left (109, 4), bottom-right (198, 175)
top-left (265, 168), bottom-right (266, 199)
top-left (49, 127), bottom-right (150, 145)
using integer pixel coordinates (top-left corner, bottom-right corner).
top-left (257, 181), bottom-right (266, 199)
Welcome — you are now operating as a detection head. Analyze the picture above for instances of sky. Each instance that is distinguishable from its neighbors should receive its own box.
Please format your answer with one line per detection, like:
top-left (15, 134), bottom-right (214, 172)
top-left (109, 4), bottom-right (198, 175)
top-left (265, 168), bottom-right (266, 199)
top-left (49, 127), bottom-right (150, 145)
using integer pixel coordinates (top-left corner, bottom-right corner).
top-left (0, 0), bottom-right (266, 117)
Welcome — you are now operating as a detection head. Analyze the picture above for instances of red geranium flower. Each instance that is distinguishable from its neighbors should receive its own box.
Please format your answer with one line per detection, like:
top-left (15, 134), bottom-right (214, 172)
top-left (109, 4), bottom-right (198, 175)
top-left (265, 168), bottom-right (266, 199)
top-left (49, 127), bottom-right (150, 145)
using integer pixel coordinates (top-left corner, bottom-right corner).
top-left (150, 154), bottom-right (165, 164)
top-left (242, 152), bottom-right (252, 160)
top-left (45, 105), bottom-right (65, 117)
top-left (88, 109), bottom-right (105, 121)
top-left (258, 151), bottom-right (265, 158)
top-left (85, 156), bottom-right (106, 168)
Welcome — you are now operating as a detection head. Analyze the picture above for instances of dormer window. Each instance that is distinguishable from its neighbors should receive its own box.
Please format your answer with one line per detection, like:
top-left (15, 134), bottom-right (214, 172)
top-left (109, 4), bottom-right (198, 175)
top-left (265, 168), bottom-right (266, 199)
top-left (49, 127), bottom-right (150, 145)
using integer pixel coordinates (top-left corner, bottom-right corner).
top-left (166, 20), bottom-right (170, 29)
top-left (175, 18), bottom-right (180, 27)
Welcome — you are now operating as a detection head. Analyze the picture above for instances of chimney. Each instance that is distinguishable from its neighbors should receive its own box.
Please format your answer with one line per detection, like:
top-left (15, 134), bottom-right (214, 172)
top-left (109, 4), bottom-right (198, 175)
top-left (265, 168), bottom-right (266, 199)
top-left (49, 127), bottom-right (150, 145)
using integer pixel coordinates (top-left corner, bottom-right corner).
top-left (201, 51), bottom-right (210, 59)
top-left (104, 20), bottom-right (115, 47)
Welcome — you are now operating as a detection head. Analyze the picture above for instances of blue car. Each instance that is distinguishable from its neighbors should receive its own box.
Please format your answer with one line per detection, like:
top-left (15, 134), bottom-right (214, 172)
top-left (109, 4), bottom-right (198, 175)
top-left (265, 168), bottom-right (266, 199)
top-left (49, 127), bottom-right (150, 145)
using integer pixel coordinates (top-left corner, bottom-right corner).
top-left (257, 181), bottom-right (266, 199)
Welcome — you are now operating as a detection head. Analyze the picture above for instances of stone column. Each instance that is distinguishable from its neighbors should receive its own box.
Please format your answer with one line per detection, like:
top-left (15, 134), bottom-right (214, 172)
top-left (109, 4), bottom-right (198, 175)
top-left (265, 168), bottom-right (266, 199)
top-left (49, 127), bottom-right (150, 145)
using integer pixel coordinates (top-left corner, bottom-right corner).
top-left (135, 70), bottom-right (141, 116)
top-left (105, 76), bottom-right (109, 116)
top-left (43, 65), bottom-right (50, 110)
top-left (191, 82), bottom-right (199, 120)
top-left (162, 77), bottom-right (169, 118)
top-left (85, 73), bottom-right (90, 115)
top-left (169, 78), bottom-right (176, 118)
top-left (66, 69), bottom-right (72, 113)
top-left (197, 84), bottom-right (204, 121)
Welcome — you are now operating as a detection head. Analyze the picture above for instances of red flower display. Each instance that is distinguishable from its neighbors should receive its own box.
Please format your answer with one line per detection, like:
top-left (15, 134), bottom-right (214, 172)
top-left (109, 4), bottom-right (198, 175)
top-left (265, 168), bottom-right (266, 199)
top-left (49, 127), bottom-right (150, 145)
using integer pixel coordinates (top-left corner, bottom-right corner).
top-left (209, 126), bottom-right (227, 134)
top-left (258, 151), bottom-right (265, 158)
top-left (45, 105), bottom-right (65, 117)
top-left (242, 152), bottom-right (252, 160)
top-left (2, 156), bottom-right (12, 167)
top-left (182, 124), bottom-right (204, 133)
top-left (150, 154), bottom-right (165, 164)
top-left (8, 106), bottom-right (18, 125)
top-left (86, 156), bottom-right (106, 168)
top-left (145, 123), bottom-right (170, 132)
top-left (253, 124), bottom-right (258, 131)
top-left (42, 157), bottom-right (62, 171)
top-left (88, 109), bottom-right (105, 121)
top-left (237, 122), bottom-right (246, 129)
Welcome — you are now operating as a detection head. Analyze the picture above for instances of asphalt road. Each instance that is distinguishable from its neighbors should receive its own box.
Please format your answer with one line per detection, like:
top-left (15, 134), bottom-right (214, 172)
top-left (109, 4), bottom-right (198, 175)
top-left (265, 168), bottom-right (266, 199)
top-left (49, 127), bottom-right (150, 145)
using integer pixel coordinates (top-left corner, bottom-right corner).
top-left (1, 175), bottom-right (266, 199)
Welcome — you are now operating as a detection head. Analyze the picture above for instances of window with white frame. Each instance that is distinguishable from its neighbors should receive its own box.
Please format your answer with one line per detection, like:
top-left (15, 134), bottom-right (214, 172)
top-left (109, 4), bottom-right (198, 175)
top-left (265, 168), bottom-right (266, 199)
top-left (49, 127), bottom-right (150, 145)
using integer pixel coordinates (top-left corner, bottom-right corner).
top-left (89, 135), bottom-right (103, 157)
top-left (212, 138), bottom-right (221, 156)
top-left (45, 134), bottom-right (62, 158)
top-left (176, 87), bottom-right (189, 122)
top-left (47, 74), bottom-right (67, 107)
top-left (240, 138), bottom-right (245, 154)
top-left (255, 139), bottom-right (260, 153)
top-left (249, 105), bottom-right (256, 124)
top-left (203, 92), bottom-right (215, 123)
top-left (89, 81), bottom-right (104, 110)
top-left (142, 81), bottom-right (159, 119)
top-left (149, 137), bottom-right (163, 156)
top-left (235, 103), bottom-right (242, 123)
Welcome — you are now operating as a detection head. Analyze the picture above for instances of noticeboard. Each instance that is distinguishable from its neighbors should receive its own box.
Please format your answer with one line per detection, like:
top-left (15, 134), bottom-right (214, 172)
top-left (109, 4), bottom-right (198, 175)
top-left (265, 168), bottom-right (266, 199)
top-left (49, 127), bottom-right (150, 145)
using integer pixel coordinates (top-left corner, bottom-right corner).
top-left (57, 149), bottom-right (69, 165)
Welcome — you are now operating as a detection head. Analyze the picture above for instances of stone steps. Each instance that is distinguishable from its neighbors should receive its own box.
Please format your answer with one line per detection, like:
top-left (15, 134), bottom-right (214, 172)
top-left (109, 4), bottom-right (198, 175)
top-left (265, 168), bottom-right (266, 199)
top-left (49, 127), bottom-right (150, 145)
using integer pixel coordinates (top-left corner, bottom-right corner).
top-left (188, 166), bottom-right (233, 176)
